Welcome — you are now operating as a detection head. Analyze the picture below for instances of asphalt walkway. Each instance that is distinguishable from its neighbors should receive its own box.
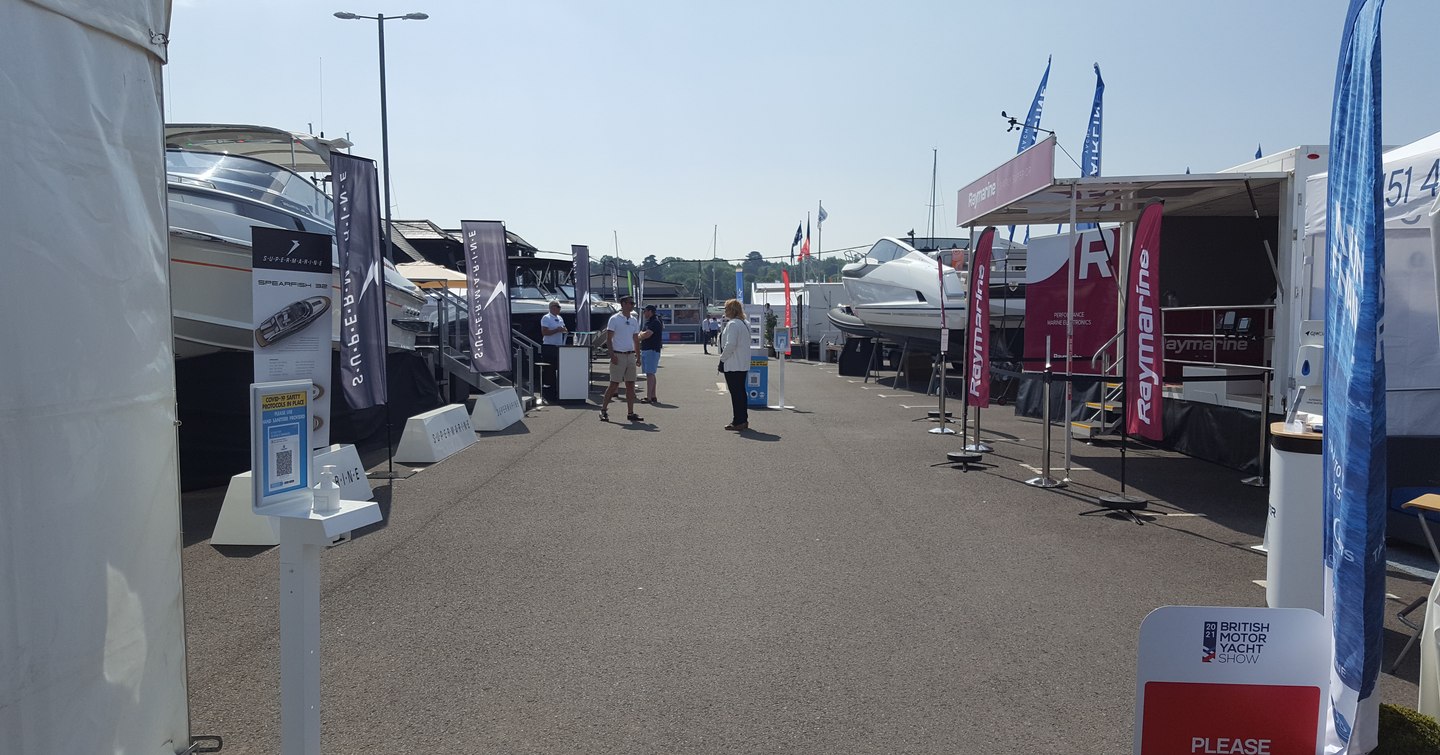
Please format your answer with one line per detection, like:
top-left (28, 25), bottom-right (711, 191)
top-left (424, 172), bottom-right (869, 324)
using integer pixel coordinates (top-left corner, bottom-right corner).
top-left (181, 343), bottom-right (1429, 753)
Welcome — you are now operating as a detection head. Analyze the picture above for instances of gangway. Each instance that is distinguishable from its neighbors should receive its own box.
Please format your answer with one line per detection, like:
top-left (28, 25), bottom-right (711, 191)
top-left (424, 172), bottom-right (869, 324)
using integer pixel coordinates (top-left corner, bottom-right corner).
top-left (422, 287), bottom-right (547, 406)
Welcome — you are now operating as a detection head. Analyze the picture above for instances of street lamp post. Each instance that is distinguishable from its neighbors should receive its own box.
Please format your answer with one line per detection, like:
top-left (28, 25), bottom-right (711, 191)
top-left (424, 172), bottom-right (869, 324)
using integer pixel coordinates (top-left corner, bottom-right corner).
top-left (333, 10), bottom-right (428, 263)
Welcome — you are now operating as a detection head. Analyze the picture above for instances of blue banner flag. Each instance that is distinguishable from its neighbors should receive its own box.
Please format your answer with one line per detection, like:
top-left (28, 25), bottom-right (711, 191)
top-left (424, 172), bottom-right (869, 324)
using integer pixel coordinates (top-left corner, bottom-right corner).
top-left (1075, 63), bottom-right (1105, 232)
top-left (1256, 143), bottom-right (1264, 160)
top-left (1323, 1), bottom-right (1387, 752)
top-left (1009, 56), bottom-right (1051, 245)
top-left (790, 223), bottom-right (803, 261)
top-left (735, 270), bottom-right (744, 302)
top-left (330, 152), bottom-right (388, 409)
top-left (818, 203), bottom-right (828, 225)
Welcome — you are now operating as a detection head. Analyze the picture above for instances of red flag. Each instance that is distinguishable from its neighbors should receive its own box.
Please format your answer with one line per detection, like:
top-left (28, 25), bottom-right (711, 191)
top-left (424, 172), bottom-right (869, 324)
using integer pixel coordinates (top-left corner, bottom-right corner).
top-left (966, 228), bottom-right (995, 408)
top-left (1125, 202), bottom-right (1165, 440)
top-left (781, 270), bottom-right (792, 355)
top-left (800, 220), bottom-right (811, 259)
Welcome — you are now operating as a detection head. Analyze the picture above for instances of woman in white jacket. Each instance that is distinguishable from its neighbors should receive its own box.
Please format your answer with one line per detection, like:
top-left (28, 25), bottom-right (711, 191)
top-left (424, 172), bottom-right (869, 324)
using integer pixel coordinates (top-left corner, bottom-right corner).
top-left (717, 298), bottom-right (752, 431)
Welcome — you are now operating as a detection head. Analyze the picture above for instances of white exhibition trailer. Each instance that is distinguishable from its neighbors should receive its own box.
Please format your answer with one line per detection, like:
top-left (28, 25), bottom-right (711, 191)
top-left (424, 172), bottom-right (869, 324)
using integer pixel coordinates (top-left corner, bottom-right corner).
top-left (2, 1), bottom-right (189, 754)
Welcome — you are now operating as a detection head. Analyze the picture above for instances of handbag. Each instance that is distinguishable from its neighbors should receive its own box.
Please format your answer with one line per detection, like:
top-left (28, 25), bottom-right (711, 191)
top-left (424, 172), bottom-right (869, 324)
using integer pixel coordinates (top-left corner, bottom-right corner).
top-left (717, 359), bottom-right (724, 373)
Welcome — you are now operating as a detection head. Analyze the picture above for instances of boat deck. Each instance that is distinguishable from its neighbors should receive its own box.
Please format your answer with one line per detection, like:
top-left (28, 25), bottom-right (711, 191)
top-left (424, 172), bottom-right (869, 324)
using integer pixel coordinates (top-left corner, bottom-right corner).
top-left (180, 343), bottom-right (1429, 753)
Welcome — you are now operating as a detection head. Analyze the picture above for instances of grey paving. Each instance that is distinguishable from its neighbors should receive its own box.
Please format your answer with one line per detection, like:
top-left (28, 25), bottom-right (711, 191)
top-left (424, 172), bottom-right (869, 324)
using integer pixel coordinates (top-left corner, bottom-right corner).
top-left (181, 344), bottom-right (1428, 753)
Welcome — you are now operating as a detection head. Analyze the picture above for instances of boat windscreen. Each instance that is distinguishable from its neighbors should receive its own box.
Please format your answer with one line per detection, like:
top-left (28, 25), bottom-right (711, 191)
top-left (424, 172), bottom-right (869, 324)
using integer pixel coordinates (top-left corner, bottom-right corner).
top-left (166, 150), bottom-right (333, 224)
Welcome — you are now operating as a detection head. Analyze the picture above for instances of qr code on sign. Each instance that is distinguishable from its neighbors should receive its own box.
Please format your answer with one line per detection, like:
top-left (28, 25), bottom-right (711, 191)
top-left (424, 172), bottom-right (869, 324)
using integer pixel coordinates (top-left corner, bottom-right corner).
top-left (275, 449), bottom-right (293, 477)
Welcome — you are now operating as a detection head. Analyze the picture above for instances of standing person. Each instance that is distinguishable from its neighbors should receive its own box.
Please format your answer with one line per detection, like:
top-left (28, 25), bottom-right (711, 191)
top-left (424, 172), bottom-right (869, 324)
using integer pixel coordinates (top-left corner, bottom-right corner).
top-left (539, 300), bottom-right (567, 402)
top-left (718, 298), bottom-right (751, 431)
top-left (539, 300), bottom-right (568, 346)
top-left (599, 294), bottom-right (643, 423)
top-left (702, 315), bottom-right (717, 354)
top-left (639, 304), bottom-right (664, 404)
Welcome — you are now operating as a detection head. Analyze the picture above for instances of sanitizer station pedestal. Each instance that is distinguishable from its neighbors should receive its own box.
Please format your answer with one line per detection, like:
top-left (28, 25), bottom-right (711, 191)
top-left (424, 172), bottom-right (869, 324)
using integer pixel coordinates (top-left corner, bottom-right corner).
top-left (272, 500), bottom-right (380, 754)
top-left (768, 328), bottom-right (795, 410)
top-left (251, 381), bottom-right (382, 754)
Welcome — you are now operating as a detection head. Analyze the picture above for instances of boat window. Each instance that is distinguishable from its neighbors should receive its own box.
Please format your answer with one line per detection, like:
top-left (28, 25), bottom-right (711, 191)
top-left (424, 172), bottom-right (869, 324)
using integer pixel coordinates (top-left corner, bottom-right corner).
top-left (170, 187), bottom-right (303, 232)
top-left (866, 239), bottom-right (908, 263)
top-left (166, 150), bottom-right (333, 224)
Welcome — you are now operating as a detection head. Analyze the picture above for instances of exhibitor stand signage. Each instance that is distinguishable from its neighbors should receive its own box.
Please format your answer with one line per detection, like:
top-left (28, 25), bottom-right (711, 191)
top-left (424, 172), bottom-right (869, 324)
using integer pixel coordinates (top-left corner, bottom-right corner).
top-left (252, 226), bottom-right (334, 449)
top-left (1134, 606), bottom-right (1328, 755)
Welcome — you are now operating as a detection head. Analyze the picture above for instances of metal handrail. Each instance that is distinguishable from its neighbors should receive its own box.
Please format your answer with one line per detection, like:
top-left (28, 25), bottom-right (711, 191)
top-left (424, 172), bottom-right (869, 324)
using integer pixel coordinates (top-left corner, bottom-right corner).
top-left (1091, 327), bottom-right (1125, 371)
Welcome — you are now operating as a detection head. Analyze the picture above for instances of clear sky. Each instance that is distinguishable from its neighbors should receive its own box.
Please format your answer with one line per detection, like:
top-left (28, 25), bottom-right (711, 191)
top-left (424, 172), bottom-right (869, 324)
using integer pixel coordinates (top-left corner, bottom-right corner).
top-left (165, 0), bottom-right (1440, 264)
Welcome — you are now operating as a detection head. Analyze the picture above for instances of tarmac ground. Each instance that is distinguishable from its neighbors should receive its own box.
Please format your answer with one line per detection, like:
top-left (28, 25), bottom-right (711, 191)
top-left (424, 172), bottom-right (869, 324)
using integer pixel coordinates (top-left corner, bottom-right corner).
top-left (180, 343), bottom-right (1432, 754)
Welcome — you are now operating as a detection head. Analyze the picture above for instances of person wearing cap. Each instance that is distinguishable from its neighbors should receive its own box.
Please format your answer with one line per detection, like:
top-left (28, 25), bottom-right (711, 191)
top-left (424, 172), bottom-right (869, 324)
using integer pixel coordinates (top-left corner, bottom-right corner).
top-left (599, 294), bottom-right (643, 422)
top-left (638, 303), bottom-right (664, 403)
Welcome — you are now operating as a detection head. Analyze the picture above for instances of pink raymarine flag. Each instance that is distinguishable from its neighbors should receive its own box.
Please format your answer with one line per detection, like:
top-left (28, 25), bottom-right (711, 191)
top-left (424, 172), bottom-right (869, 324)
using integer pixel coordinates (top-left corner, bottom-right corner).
top-left (1125, 202), bottom-right (1165, 440)
top-left (966, 228), bottom-right (995, 408)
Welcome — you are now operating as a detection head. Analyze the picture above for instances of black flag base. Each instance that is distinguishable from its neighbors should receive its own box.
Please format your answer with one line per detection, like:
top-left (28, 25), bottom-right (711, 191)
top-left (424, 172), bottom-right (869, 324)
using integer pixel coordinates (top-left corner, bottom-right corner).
top-left (1083, 493), bottom-right (1149, 525)
top-left (931, 450), bottom-right (987, 473)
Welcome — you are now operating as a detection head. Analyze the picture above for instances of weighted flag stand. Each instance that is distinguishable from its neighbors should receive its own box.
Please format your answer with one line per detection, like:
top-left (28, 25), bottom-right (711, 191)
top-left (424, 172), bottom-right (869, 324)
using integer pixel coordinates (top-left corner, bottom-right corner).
top-left (929, 349), bottom-right (957, 435)
top-left (965, 406), bottom-right (994, 454)
top-left (1089, 353), bottom-right (1145, 522)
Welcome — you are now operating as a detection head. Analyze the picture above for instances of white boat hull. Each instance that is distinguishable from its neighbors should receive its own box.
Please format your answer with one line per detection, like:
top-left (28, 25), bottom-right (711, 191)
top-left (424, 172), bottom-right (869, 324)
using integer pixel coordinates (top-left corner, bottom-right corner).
top-left (169, 229), bottom-right (426, 359)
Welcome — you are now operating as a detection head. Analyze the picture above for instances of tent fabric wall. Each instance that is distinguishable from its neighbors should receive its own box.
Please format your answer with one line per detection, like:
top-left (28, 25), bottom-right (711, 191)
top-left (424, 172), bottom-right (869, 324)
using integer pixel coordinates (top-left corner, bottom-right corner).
top-left (0, 1), bottom-right (187, 753)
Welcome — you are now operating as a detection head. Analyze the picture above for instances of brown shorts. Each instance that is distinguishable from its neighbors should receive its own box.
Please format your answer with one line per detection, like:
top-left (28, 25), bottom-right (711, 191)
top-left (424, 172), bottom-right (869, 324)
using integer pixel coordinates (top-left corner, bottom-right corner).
top-left (609, 353), bottom-right (638, 382)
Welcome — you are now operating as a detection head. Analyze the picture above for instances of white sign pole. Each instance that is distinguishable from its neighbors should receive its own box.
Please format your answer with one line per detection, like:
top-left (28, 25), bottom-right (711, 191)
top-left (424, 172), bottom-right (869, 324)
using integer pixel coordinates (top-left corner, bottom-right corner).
top-left (279, 517), bottom-right (322, 755)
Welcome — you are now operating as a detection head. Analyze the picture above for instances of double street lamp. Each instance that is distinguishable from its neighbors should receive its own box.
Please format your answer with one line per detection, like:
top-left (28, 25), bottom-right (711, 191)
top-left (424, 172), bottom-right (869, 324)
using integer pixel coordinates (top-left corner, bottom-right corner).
top-left (333, 11), bottom-right (429, 262)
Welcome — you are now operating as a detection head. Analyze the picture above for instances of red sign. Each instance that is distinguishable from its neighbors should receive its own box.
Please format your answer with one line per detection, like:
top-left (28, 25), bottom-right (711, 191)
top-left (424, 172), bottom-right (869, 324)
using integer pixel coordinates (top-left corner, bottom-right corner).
top-left (1022, 228), bottom-right (1120, 375)
top-left (966, 228), bottom-right (995, 407)
top-left (1126, 202), bottom-right (1164, 440)
top-left (1140, 682), bottom-right (1320, 754)
top-left (1163, 308), bottom-right (1267, 370)
top-left (957, 136), bottom-right (1056, 226)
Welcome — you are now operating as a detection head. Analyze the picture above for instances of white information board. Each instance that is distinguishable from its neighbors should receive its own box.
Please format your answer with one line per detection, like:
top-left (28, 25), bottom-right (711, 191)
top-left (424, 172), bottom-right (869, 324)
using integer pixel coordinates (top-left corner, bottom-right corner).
top-left (1134, 606), bottom-right (1328, 755)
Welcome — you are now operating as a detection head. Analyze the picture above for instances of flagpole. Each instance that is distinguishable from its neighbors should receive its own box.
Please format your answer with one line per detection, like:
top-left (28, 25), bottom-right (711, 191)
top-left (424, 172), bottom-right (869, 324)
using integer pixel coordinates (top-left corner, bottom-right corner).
top-left (1063, 183), bottom-right (1076, 481)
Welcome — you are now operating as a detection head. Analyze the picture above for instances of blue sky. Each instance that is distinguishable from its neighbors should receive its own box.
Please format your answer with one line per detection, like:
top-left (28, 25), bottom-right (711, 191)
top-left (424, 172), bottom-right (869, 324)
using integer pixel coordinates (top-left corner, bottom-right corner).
top-left (165, 0), bottom-right (1440, 263)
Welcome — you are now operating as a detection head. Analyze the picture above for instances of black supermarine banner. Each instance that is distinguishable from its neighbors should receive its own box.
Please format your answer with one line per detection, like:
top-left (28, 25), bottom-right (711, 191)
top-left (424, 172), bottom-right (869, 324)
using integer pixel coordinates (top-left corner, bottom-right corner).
top-left (572, 244), bottom-right (590, 335)
top-left (331, 153), bottom-right (387, 409)
top-left (461, 220), bottom-right (512, 372)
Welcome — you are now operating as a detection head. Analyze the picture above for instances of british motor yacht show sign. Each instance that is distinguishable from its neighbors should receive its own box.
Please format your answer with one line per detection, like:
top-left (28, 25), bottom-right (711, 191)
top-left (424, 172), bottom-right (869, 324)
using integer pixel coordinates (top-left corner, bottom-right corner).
top-left (461, 220), bottom-right (512, 372)
top-left (957, 135), bottom-right (1055, 227)
top-left (1134, 606), bottom-right (1328, 754)
top-left (967, 227), bottom-right (995, 408)
top-left (573, 244), bottom-right (591, 336)
top-left (1023, 227), bottom-right (1120, 376)
top-left (1125, 202), bottom-right (1164, 441)
top-left (330, 152), bottom-right (387, 409)
top-left (252, 226), bottom-right (333, 449)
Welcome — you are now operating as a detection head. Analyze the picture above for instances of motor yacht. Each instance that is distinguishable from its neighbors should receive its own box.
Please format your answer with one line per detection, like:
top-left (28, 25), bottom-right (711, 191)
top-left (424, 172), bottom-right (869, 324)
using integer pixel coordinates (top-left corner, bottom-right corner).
top-left (163, 125), bottom-right (426, 358)
top-left (839, 236), bottom-right (1026, 348)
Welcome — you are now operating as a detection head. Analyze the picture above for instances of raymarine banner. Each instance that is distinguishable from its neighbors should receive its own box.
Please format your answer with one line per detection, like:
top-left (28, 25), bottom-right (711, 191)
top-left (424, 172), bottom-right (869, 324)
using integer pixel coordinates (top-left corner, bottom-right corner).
top-left (330, 152), bottom-right (387, 409)
top-left (252, 227), bottom-right (334, 449)
top-left (1023, 228), bottom-right (1120, 375)
top-left (967, 227), bottom-right (995, 408)
top-left (461, 220), bottom-right (512, 372)
top-left (1322, 1), bottom-right (1387, 752)
top-left (572, 244), bottom-right (591, 335)
top-left (1125, 202), bottom-right (1165, 441)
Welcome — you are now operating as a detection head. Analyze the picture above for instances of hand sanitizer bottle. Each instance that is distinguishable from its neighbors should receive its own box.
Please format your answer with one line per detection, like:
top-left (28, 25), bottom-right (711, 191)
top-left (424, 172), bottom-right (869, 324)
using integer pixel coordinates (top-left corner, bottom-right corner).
top-left (312, 464), bottom-right (341, 514)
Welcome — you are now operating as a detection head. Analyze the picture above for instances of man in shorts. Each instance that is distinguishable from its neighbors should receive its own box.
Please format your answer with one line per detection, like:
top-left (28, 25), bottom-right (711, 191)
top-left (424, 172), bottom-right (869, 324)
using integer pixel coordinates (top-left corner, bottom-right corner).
top-left (639, 304), bottom-right (663, 403)
top-left (599, 295), bottom-right (643, 422)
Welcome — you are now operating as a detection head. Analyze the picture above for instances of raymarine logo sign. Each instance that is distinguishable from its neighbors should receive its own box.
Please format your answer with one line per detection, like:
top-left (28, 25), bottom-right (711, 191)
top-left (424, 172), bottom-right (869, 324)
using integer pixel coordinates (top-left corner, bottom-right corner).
top-left (968, 183), bottom-right (997, 209)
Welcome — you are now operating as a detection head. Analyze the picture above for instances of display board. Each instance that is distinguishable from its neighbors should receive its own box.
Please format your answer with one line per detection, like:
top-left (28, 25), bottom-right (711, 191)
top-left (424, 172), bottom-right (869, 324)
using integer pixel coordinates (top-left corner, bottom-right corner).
top-left (252, 227), bottom-right (334, 449)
